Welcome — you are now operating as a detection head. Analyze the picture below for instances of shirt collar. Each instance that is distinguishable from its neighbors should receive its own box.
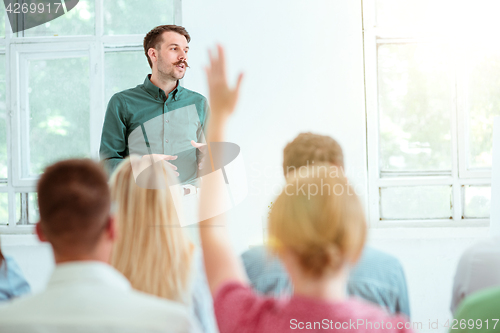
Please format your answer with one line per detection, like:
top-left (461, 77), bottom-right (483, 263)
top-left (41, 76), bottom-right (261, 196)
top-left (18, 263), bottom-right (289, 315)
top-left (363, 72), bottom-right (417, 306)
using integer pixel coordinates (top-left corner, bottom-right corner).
top-left (47, 261), bottom-right (131, 291)
top-left (143, 74), bottom-right (182, 101)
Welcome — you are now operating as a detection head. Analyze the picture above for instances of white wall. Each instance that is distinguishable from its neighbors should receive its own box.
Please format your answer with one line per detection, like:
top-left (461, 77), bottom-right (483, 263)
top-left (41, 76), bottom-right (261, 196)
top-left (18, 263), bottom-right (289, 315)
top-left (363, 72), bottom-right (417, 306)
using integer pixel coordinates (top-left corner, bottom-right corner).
top-left (0, 235), bottom-right (53, 293)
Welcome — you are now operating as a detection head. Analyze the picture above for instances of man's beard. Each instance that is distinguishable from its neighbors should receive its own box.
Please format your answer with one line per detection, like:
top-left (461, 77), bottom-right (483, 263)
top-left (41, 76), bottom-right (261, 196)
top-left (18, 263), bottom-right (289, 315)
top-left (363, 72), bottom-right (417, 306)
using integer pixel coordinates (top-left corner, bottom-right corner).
top-left (157, 55), bottom-right (189, 81)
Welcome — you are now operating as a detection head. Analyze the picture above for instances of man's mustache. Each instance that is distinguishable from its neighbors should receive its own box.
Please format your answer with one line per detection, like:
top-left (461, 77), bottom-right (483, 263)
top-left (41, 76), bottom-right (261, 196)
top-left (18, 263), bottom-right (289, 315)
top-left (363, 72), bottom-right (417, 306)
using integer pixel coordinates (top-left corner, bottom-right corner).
top-left (174, 60), bottom-right (190, 68)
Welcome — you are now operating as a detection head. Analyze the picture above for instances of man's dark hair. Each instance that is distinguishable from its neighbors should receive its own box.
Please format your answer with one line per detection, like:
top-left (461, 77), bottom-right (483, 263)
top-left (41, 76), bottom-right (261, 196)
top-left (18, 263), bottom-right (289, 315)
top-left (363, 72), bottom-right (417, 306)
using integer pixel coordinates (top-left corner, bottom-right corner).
top-left (37, 159), bottom-right (111, 254)
top-left (283, 132), bottom-right (344, 175)
top-left (143, 25), bottom-right (191, 68)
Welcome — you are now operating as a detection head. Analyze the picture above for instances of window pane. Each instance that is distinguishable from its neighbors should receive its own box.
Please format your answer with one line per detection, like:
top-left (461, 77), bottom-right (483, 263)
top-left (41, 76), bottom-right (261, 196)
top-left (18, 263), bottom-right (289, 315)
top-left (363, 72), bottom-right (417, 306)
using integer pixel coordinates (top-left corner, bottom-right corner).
top-left (0, 193), bottom-right (8, 225)
top-left (105, 51), bottom-right (150, 105)
top-left (0, 54), bottom-right (6, 179)
top-left (378, 43), bottom-right (453, 172)
top-left (104, 0), bottom-right (174, 35)
top-left (463, 186), bottom-right (491, 219)
top-left (28, 56), bottom-right (90, 176)
top-left (23, 0), bottom-right (95, 37)
top-left (380, 186), bottom-right (452, 220)
top-left (467, 47), bottom-right (500, 169)
top-left (15, 193), bottom-right (38, 225)
top-left (28, 192), bottom-right (39, 224)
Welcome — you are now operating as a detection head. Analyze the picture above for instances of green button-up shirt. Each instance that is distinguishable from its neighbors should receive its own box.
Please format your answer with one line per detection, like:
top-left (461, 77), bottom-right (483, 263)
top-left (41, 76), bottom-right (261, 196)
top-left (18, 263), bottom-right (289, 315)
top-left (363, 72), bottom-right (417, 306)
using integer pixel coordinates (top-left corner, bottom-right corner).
top-left (99, 75), bottom-right (209, 184)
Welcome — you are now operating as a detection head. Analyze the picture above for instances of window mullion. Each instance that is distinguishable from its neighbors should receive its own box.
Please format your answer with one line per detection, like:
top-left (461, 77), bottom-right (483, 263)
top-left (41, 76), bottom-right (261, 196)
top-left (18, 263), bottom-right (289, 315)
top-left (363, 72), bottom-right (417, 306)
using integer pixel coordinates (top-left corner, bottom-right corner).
top-left (18, 192), bottom-right (28, 225)
top-left (89, 43), bottom-right (104, 160)
top-left (5, 15), bottom-right (13, 229)
top-left (95, 0), bottom-right (105, 160)
top-left (456, 47), bottom-right (469, 179)
top-left (10, 43), bottom-right (24, 188)
top-left (7, 189), bottom-right (15, 228)
top-left (451, 48), bottom-right (462, 222)
top-left (363, 27), bottom-right (380, 226)
top-left (459, 178), bottom-right (491, 185)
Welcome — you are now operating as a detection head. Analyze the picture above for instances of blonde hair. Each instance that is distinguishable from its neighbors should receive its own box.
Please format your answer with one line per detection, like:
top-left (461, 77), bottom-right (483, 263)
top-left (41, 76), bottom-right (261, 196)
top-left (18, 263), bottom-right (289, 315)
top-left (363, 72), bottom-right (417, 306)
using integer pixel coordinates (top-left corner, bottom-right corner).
top-left (268, 165), bottom-right (366, 277)
top-left (110, 155), bottom-right (194, 303)
top-left (283, 133), bottom-right (344, 175)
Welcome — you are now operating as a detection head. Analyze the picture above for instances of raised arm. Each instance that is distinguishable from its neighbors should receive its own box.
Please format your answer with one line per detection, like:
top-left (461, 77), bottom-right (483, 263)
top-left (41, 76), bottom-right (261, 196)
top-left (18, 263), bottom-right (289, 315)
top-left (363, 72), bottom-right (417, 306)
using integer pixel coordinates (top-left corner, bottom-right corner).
top-left (199, 45), bottom-right (246, 295)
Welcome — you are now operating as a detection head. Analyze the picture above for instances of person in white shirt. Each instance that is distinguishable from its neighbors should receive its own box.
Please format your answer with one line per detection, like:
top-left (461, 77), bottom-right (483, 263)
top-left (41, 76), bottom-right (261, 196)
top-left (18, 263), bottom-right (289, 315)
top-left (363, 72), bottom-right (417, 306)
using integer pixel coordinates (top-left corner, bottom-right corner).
top-left (450, 237), bottom-right (500, 315)
top-left (0, 159), bottom-right (200, 333)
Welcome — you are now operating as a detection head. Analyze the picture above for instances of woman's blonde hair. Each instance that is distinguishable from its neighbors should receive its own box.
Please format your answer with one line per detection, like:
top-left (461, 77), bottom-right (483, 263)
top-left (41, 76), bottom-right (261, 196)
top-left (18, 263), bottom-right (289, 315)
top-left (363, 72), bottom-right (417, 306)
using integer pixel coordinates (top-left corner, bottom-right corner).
top-left (110, 155), bottom-right (194, 303)
top-left (268, 165), bottom-right (366, 277)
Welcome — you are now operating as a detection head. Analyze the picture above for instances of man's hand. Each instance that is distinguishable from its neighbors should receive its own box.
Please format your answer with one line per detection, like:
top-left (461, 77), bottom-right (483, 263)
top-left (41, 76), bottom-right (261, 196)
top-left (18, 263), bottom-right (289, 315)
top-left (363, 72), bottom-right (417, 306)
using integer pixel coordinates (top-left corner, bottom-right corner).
top-left (205, 45), bottom-right (244, 121)
top-left (138, 154), bottom-right (179, 177)
top-left (191, 140), bottom-right (207, 170)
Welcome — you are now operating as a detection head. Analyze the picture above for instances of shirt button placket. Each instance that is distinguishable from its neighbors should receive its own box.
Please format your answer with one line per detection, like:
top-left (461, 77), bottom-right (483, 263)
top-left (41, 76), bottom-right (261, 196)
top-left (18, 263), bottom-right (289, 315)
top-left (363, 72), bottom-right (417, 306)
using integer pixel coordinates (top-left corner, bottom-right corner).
top-left (164, 102), bottom-right (168, 154)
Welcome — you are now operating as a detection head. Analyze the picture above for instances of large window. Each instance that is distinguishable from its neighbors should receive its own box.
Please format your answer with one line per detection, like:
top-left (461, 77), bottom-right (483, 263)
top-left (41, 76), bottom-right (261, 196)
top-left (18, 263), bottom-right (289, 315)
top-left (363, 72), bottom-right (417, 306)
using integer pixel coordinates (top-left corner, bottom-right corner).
top-left (0, 0), bottom-right (180, 232)
top-left (364, 0), bottom-right (499, 226)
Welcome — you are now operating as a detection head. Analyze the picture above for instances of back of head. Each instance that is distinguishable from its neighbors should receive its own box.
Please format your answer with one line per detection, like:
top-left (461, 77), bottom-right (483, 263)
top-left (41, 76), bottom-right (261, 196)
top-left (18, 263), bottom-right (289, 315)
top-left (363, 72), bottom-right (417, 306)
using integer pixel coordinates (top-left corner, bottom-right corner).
top-left (283, 132), bottom-right (344, 175)
top-left (37, 159), bottom-right (111, 255)
top-left (268, 165), bottom-right (366, 278)
top-left (109, 156), bottom-right (193, 303)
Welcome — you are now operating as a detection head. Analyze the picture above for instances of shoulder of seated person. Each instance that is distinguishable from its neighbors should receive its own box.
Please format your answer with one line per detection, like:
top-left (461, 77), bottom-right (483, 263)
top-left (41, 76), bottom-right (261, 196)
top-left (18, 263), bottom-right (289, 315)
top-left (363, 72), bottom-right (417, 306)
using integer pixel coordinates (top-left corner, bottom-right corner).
top-left (1, 256), bottom-right (19, 267)
top-left (363, 246), bottom-right (402, 265)
top-left (128, 289), bottom-right (191, 311)
top-left (241, 245), bottom-right (267, 258)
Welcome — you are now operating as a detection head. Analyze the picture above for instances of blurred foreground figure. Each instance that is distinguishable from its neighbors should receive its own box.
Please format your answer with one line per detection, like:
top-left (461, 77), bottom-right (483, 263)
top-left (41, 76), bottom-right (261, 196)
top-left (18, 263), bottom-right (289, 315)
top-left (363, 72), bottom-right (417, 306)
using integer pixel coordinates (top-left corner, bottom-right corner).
top-left (242, 132), bottom-right (410, 317)
top-left (110, 156), bottom-right (217, 333)
top-left (198, 45), bottom-right (413, 333)
top-left (0, 159), bottom-right (200, 333)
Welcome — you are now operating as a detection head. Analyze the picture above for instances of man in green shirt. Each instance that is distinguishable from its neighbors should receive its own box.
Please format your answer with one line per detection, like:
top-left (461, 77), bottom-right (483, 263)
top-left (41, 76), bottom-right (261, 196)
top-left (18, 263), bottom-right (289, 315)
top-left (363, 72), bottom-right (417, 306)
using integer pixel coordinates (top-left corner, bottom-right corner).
top-left (452, 286), bottom-right (500, 332)
top-left (99, 25), bottom-right (208, 185)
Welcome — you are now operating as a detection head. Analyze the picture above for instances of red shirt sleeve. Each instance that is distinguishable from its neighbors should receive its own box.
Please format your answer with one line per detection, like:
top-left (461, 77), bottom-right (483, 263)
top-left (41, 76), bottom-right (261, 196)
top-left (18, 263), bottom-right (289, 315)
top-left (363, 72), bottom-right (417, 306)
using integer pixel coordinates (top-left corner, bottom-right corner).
top-left (213, 281), bottom-right (279, 333)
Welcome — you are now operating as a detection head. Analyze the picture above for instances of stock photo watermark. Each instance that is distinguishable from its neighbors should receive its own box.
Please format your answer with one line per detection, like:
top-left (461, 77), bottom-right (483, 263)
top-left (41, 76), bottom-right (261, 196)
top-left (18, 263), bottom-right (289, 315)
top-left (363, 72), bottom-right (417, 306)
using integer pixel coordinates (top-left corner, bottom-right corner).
top-left (4, 0), bottom-right (79, 33)
top-left (290, 318), bottom-right (500, 331)
top-left (249, 161), bottom-right (366, 198)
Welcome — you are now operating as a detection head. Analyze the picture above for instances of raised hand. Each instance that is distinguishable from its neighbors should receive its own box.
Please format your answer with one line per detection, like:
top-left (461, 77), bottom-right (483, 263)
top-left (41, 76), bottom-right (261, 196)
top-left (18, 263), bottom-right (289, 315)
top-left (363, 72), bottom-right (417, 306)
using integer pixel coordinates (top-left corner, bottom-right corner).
top-left (199, 45), bottom-right (249, 295)
top-left (205, 45), bottom-right (244, 120)
top-left (191, 140), bottom-right (207, 170)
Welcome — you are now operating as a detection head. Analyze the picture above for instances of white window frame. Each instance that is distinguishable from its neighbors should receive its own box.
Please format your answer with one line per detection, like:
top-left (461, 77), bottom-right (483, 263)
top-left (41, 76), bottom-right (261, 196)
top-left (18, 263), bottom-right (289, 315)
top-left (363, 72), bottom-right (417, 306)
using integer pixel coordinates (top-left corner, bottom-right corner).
top-left (363, 0), bottom-right (490, 228)
top-left (12, 43), bottom-right (98, 186)
top-left (0, 0), bottom-right (182, 233)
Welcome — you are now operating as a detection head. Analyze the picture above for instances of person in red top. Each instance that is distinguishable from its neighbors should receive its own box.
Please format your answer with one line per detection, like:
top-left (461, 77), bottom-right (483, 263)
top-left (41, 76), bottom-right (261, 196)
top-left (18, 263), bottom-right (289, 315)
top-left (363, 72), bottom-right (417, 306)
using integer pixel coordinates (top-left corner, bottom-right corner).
top-left (198, 45), bottom-right (414, 333)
